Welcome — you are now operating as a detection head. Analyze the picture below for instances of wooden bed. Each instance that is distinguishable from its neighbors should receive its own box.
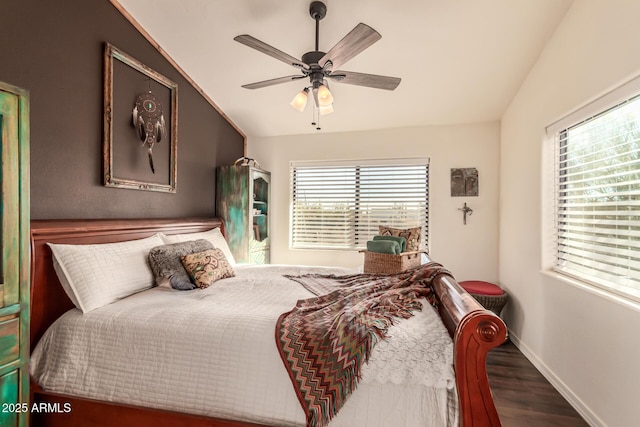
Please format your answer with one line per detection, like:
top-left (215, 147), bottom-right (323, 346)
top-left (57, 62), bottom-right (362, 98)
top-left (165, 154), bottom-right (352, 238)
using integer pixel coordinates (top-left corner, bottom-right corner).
top-left (29, 217), bottom-right (507, 427)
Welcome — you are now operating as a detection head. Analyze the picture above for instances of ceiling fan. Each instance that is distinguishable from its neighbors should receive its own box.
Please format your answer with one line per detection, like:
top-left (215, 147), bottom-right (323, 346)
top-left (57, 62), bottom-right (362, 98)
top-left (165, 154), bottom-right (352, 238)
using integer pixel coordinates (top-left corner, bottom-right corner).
top-left (234, 1), bottom-right (401, 121)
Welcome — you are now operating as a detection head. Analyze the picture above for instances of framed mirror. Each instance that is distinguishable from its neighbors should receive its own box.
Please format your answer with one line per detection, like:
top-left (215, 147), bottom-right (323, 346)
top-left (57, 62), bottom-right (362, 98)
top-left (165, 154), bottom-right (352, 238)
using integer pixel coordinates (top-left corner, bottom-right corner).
top-left (103, 42), bottom-right (178, 193)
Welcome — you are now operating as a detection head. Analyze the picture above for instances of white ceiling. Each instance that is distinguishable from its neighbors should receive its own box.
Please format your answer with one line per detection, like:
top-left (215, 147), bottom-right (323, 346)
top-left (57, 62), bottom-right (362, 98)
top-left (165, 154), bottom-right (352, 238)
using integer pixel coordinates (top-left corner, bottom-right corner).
top-left (115, 0), bottom-right (573, 138)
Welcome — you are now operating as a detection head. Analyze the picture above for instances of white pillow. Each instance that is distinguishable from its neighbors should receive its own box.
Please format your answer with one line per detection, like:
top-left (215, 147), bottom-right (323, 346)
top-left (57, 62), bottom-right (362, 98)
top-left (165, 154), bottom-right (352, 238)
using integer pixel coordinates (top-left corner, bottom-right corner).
top-left (160, 227), bottom-right (236, 265)
top-left (48, 233), bottom-right (164, 313)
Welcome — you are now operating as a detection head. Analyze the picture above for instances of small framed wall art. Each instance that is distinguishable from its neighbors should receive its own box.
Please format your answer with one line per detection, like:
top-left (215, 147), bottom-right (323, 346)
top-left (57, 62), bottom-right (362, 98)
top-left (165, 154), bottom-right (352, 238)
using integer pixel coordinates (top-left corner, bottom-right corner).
top-left (451, 167), bottom-right (478, 197)
top-left (103, 42), bottom-right (178, 193)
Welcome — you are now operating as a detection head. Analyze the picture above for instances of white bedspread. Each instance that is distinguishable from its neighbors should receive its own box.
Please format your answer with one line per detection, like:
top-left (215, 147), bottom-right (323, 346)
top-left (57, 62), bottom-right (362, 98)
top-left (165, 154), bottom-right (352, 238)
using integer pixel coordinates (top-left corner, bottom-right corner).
top-left (31, 265), bottom-right (457, 427)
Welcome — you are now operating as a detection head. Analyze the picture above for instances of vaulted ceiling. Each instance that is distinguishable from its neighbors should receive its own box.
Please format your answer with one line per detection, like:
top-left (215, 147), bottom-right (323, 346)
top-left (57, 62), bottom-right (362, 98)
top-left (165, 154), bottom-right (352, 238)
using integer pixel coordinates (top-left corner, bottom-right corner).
top-left (116, 0), bottom-right (573, 138)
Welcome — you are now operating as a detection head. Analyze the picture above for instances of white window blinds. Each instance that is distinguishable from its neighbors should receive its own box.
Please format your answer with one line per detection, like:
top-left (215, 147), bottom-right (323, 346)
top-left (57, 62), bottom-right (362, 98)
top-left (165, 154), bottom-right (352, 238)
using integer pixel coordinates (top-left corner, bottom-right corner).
top-left (551, 93), bottom-right (640, 300)
top-left (290, 159), bottom-right (429, 250)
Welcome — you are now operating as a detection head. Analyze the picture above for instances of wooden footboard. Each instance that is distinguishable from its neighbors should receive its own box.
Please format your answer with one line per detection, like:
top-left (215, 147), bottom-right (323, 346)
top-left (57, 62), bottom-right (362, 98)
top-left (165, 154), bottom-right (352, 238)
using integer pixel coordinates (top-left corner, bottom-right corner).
top-left (433, 272), bottom-right (507, 427)
top-left (29, 218), bottom-right (506, 427)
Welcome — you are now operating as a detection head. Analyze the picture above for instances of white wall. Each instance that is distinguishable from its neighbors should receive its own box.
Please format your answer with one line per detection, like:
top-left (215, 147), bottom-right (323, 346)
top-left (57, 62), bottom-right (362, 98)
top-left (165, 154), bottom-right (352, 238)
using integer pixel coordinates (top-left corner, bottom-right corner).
top-left (500, 1), bottom-right (640, 426)
top-left (248, 122), bottom-right (500, 282)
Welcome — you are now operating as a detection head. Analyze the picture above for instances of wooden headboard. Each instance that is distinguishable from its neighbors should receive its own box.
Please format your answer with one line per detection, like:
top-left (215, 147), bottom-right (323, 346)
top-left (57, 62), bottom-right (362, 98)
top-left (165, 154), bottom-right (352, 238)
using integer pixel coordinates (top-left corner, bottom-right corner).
top-left (29, 217), bottom-right (226, 351)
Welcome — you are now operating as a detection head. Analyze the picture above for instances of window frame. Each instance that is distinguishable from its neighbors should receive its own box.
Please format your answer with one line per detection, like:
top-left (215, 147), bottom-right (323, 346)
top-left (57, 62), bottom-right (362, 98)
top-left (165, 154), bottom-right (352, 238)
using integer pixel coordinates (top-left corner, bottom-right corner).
top-left (545, 73), bottom-right (640, 303)
top-left (289, 158), bottom-right (430, 251)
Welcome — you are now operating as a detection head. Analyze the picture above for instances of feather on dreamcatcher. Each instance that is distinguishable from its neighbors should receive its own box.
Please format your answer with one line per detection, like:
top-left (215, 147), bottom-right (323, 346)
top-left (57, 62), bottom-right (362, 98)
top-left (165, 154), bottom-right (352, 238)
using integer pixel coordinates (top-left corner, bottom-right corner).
top-left (132, 91), bottom-right (166, 173)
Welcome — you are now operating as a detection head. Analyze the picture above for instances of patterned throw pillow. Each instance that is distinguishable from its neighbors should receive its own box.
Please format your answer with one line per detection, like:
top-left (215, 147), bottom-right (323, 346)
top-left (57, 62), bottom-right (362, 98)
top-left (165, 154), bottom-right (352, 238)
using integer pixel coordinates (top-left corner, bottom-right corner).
top-left (148, 239), bottom-right (215, 290)
top-left (378, 226), bottom-right (422, 252)
top-left (181, 248), bottom-right (235, 289)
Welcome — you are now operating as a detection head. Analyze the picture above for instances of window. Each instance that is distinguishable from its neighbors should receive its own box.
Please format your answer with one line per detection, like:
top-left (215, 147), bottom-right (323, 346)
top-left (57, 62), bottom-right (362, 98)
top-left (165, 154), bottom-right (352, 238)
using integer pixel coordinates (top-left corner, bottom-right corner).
top-left (548, 82), bottom-right (640, 301)
top-left (290, 159), bottom-right (429, 250)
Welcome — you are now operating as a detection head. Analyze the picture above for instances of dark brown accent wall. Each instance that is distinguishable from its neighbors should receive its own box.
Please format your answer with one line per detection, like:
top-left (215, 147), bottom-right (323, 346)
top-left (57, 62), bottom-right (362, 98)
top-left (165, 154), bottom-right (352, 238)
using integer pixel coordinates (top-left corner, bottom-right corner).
top-left (0, 0), bottom-right (244, 219)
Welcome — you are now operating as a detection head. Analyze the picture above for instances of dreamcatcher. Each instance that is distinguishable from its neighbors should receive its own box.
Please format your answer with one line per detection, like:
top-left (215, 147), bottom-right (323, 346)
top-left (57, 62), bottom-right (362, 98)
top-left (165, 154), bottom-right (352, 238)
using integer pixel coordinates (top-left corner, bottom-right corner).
top-left (132, 91), bottom-right (166, 173)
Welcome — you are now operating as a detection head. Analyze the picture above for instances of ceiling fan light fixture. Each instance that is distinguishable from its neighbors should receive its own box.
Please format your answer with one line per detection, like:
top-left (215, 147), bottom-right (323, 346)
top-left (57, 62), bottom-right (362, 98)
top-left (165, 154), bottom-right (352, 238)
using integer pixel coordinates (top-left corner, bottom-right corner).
top-left (290, 87), bottom-right (309, 112)
top-left (317, 84), bottom-right (333, 107)
top-left (319, 104), bottom-right (334, 115)
top-left (235, 0), bottom-right (401, 129)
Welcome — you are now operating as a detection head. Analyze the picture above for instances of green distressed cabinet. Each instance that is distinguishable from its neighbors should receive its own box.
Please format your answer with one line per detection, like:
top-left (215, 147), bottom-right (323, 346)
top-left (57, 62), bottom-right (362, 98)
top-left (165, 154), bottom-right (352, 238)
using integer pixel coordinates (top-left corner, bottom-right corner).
top-left (0, 81), bottom-right (30, 427)
top-left (216, 165), bottom-right (270, 264)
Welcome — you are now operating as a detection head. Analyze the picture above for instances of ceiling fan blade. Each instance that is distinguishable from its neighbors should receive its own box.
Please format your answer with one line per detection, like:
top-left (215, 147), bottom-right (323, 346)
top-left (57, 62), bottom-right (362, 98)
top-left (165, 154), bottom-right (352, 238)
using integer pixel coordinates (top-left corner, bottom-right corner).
top-left (319, 23), bottom-right (381, 70)
top-left (234, 35), bottom-right (309, 70)
top-left (327, 70), bottom-right (401, 91)
top-left (241, 75), bottom-right (306, 90)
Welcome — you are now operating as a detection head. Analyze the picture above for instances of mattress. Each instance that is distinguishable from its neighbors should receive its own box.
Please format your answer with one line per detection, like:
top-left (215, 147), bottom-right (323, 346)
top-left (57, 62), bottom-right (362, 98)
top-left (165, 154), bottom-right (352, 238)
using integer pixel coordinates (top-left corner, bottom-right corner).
top-left (31, 264), bottom-right (457, 427)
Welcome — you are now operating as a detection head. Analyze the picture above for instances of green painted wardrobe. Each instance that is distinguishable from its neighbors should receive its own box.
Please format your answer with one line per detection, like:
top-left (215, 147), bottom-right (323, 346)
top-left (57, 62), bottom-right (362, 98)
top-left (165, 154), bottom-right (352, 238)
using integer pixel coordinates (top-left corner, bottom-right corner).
top-left (0, 81), bottom-right (30, 427)
top-left (216, 165), bottom-right (270, 264)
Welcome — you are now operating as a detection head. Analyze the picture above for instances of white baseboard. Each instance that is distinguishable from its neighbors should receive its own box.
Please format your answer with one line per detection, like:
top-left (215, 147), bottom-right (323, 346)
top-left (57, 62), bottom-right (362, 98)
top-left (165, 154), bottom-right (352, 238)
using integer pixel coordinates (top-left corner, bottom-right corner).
top-left (507, 332), bottom-right (606, 427)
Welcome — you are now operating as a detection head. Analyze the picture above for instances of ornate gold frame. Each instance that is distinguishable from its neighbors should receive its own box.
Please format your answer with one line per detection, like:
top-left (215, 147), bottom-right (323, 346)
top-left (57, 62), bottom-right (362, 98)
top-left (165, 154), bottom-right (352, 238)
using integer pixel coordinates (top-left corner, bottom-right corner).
top-left (103, 42), bottom-right (178, 193)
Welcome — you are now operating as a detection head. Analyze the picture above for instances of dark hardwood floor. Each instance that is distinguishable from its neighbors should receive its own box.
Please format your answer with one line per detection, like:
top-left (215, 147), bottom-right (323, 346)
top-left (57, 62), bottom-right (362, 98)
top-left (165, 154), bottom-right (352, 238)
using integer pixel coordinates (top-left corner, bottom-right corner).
top-left (487, 341), bottom-right (590, 427)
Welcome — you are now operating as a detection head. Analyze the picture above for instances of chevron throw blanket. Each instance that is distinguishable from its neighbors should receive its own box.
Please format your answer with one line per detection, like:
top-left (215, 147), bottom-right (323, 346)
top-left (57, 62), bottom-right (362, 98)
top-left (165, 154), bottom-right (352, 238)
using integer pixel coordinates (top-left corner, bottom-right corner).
top-left (277, 262), bottom-right (451, 427)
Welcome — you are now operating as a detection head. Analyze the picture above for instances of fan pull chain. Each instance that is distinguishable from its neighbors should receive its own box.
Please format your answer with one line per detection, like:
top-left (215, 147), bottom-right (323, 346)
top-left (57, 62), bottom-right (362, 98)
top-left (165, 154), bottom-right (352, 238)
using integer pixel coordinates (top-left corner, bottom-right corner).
top-left (310, 103), bottom-right (321, 130)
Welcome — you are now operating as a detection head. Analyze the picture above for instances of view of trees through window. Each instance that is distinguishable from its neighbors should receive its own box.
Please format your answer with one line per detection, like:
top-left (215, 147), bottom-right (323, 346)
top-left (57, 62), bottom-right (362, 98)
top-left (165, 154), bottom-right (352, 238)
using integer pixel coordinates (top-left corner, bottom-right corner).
top-left (555, 94), bottom-right (640, 299)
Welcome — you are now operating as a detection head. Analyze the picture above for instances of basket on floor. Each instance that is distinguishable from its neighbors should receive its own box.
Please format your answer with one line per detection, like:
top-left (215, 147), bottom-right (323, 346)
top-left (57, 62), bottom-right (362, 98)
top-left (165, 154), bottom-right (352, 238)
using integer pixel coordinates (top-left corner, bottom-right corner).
top-left (469, 292), bottom-right (509, 315)
top-left (360, 250), bottom-right (425, 274)
top-left (459, 280), bottom-right (509, 316)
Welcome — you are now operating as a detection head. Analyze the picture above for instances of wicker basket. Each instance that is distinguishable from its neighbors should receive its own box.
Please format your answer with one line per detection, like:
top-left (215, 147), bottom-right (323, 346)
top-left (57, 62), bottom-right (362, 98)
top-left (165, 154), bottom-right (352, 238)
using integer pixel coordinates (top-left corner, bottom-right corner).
top-left (360, 250), bottom-right (425, 274)
top-left (468, 291), bottom-right (509, 316)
